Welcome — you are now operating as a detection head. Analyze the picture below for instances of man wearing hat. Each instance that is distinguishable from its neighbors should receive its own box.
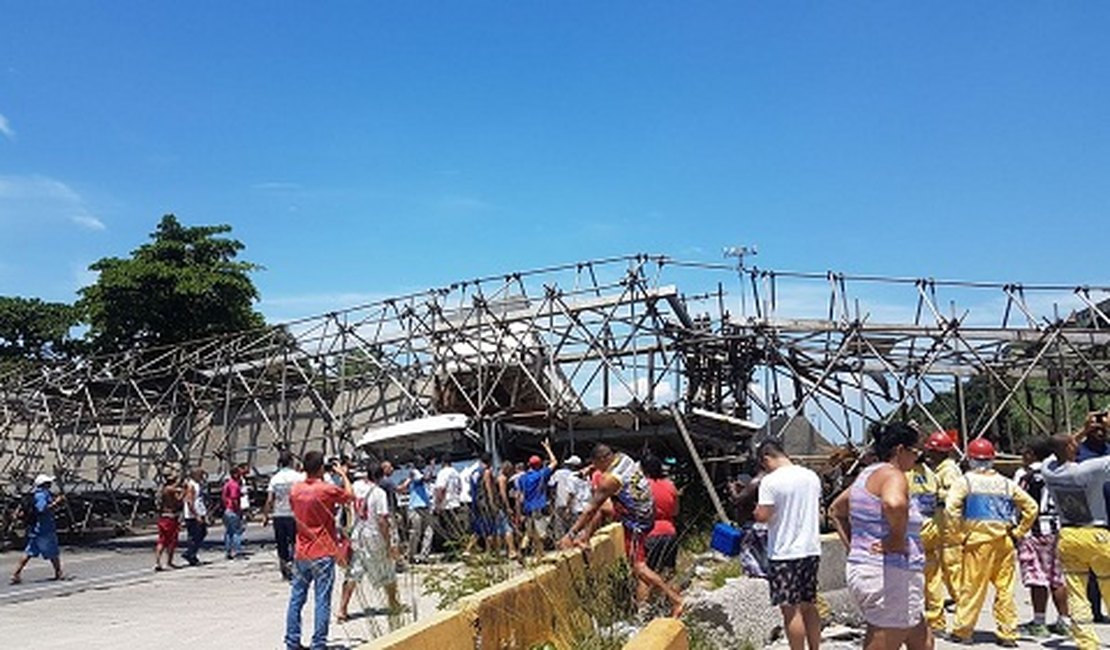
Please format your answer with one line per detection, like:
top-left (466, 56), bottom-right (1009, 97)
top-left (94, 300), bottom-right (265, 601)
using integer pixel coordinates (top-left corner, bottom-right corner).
top-left (945, 438), bottom-right (1038, 646)
top-left (11, 474), bottom-right (65, 584)
top-left (549, 453), bottom-right (582, 540)
top-left (517, 438), bottom-right (557, 557)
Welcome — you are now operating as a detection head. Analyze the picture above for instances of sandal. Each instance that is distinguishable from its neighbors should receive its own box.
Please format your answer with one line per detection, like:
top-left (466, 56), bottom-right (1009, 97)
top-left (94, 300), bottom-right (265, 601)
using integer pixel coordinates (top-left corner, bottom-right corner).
top-left (9, 575), bottom-right (21, 585)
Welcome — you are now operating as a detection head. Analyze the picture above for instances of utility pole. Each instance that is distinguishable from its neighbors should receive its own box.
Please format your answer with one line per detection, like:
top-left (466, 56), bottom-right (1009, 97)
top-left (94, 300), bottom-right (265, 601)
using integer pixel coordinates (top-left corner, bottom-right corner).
top-left (724, 245), bottom-right (758, 317)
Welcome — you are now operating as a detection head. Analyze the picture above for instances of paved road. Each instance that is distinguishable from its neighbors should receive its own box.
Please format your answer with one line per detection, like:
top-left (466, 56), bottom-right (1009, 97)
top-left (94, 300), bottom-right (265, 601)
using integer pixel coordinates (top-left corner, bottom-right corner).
top-left (0, 524), bottom-right (275, 606)
top-left (0, 524), bottom-right (439, 649)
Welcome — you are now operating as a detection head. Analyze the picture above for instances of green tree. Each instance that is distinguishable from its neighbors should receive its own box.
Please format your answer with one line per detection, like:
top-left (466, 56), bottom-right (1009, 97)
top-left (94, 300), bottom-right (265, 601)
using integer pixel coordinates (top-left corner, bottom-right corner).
top-left (0, 296), bottom-right (80, 368)
top-left (78, 214), bottom-right (264, 352)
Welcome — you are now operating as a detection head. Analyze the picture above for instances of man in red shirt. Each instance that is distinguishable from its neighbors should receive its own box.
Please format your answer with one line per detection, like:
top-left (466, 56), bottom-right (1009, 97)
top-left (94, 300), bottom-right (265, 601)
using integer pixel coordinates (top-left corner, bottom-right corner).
top-left (640, 455), bottom-right (681, 605)
top-left (221, 466), bottom-right (244, 559)
top-left (284, 451), bottom-right (352, 650)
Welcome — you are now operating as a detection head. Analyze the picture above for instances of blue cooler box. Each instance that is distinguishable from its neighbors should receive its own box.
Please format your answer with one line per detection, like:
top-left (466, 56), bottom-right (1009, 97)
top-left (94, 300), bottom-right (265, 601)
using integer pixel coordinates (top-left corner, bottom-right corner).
top-left (710, 522), bottom-right (743, 557)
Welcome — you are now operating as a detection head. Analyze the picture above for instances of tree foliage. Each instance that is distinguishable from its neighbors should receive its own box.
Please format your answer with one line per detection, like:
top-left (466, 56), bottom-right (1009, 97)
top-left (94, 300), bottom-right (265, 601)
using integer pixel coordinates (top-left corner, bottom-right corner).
top-left (0, 296), bottom-right (80, 367)
top-left (903, 374), bottom-right (1095, 452)
top-left (78, 214), bottom-right (264, 352)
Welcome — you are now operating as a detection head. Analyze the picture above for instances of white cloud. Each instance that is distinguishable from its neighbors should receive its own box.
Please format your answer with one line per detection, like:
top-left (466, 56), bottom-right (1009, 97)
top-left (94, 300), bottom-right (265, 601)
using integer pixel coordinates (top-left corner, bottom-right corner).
top-left (0, 174), bottom-right (106, 232)
top-left (71, 215), bottom-right (106, 231)
top-left (0, 113), bottom-right (13, 140)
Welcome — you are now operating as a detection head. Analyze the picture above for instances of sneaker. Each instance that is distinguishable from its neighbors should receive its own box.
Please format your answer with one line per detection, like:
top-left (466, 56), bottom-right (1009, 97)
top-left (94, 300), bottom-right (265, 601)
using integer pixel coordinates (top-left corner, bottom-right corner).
top-left (1018, 622), bottom-right (1049, 638)
top-left (997, 640), bottom-right (1018, 648)
top-left (1047, 622), bottom-right (1070, 637)
top-left (948, 633), bottom-right (973, 645)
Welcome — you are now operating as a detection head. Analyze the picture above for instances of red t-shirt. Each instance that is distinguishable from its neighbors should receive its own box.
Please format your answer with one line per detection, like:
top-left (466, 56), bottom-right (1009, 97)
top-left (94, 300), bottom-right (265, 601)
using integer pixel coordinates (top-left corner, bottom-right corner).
top-left (290, 478), bottom-right (351, 560)
top-left (648, 477), bottom-right (677, 538)
top-left (222, 478), bottom-right (242, 513)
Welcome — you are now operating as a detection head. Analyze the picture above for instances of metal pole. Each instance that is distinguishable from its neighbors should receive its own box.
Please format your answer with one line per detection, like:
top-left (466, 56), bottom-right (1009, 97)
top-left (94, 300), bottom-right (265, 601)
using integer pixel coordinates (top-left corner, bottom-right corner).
top-left (670, 405), bottom-right (730, 524)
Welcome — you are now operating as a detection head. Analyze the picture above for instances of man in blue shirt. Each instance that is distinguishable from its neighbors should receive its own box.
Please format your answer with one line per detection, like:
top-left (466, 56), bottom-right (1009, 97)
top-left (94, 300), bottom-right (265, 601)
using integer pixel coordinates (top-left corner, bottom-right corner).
top-left (1076, 413), bottom-right (1109, 623)
top-left (516, 438), bottom-right (557, 557)
top-left (399, 457), bottom-right (435, 564)
top-left (11, 474), bottom-right (64, 584)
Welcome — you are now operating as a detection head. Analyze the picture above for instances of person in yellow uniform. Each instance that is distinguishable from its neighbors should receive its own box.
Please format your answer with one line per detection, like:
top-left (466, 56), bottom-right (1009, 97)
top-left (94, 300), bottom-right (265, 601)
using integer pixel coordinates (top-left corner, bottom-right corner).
top-left (906, 442), bottom-right (946, 633)
top-left (926, 430), bottom-right (963, 603)
top-left (945, 438), bottom-right (1038, 646)
top-left (1042, 414), bottom-right (1110, 650)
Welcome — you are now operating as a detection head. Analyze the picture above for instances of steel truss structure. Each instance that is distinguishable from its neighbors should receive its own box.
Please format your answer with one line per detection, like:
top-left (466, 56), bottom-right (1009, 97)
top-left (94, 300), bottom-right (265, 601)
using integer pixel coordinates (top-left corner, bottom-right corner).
top-left (2, 254), bottom-right (1109, 533)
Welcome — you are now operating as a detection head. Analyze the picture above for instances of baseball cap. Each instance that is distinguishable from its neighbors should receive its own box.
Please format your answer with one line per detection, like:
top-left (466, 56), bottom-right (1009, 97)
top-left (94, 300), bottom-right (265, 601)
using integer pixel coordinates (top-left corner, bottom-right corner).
top-left (34, 474), bottom-right (54, 487)
top-left (564, 455), bottom-right (582, 467)
top-left (528, 455), bottom-right (542, 468)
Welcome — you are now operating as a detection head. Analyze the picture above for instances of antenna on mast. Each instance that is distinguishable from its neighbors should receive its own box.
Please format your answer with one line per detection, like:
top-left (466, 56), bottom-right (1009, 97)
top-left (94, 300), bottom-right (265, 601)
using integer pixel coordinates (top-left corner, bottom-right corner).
top-left (724, 245), bottom-right (758, 317)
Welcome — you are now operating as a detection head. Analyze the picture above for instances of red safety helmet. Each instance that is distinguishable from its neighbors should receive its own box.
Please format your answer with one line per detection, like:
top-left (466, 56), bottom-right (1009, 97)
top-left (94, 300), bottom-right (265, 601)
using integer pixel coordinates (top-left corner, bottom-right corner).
top-left (924, 431), bottom-right (955, 452)
top-left (967, 438), bottom-right (996, 460)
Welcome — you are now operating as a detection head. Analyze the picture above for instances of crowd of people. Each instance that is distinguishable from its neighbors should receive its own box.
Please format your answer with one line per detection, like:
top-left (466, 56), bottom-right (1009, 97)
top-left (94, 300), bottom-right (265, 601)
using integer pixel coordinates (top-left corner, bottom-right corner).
top-left (822, 416), bottom-right (1110, 650)
top-left (12, 411), bottom-right (1107, 650)
top-left (6, 438), bottom-right (682, 649)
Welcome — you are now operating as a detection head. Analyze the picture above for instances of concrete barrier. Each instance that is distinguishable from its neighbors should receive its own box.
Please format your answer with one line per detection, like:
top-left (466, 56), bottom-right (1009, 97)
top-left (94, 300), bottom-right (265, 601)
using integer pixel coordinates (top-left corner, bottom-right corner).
top-left (360, 522), bottom-right (626, 649)
top-left (623, 618), bottom-right (688, 650)
top-left (817, 532), bottom-right (846, 591)
top-left (366, 609), bottom-right (475, 650)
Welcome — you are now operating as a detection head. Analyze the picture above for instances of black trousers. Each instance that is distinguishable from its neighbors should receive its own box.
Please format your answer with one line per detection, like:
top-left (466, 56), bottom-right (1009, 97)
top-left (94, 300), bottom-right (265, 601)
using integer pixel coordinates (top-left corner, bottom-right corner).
top-left (183, 519), bottom-right (207, 561)
top-left (273, 516), bottom-right (297, 564)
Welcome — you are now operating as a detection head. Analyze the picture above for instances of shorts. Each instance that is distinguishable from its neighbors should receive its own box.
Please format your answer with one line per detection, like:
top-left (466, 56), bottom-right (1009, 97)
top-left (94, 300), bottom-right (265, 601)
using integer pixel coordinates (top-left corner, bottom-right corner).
top-left (768, 555), bottom-right (820, 606)
top-left (524, 510), bottom-right (551, 539)
top-left (473, 512), bottom-right (508, 537)
top-left (1018, 533), bottom-right (1065, 588)
top-left (157, 516), bottom-right (180, 548)
top-left (739, 527), bottom-right (770, 579)
top-left (624, 525), bottom-right (648, 565)
top-left (846, 561), bottom-right (925, 629)
top-left (645, 534), bottom-right (678, 572)
top-left (24, 531), bottom-right (60, 560)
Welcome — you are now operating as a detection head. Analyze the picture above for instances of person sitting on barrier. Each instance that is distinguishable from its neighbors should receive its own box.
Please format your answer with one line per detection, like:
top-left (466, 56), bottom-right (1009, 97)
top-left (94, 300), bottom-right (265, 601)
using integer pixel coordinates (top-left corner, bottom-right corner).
top-left (830, 423), bottom-right (932, 650)
top-left (559, 444), bottom-right (683, 618)
top-left (1042, 415), bottom-right (1110, 650)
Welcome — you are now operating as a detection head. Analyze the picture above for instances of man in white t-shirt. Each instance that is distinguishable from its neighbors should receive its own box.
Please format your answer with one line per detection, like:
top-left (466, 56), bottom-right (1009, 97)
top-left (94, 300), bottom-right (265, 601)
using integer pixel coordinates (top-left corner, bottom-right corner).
top-left (549, 455), bottom-right (581, 539)
top-left (264, 451), bottom-right (305, 580)
top-left (181, 467), bottom-right (209, 567)
top-left (434, 458), bottom-right (465, 556)
top-left (754, 438), bottom-right (823, 650)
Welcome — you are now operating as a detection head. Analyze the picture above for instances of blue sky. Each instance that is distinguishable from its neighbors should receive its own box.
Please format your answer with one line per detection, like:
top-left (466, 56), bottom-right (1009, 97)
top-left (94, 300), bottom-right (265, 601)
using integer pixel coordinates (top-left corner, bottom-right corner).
top-left (2, 4), bottom-right (1109, 323)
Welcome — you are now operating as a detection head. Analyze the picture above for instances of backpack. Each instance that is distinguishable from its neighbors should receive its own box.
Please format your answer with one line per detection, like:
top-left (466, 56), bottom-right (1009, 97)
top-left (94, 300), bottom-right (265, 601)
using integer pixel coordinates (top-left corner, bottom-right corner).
top-left (20, 491), bottom-right (38, 528)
